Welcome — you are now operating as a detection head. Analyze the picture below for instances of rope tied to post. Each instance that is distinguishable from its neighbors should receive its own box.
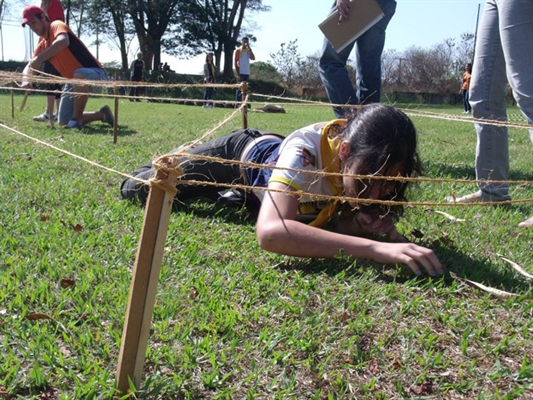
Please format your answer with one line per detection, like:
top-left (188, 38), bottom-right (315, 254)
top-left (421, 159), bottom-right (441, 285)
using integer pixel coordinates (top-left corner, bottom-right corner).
top-left (149, 155), bottom-right (183, 198)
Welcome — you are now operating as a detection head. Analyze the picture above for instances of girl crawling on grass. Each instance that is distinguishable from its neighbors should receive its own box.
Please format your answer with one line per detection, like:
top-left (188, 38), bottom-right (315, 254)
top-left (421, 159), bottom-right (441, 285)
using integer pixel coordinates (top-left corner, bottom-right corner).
top-left (121, 103), bottom-right (443, 277)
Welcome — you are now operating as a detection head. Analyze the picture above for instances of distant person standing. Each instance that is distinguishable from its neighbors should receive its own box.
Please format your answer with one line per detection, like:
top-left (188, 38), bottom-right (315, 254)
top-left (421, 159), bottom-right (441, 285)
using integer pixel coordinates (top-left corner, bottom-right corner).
top-left (203, 53), bottom-right (216, 108)
top-left (234, 37), bottom-right (255, 102)
top-left (21, 5), bottom-right (113, 130)
top-left (319, 0), bottom-right (396, 118)
top-left (32, 0), bottom-right (65, 125)
top-left (461, 63), bottom-right (472, 114)
top-left (129, 52), bottom-right (145, 102)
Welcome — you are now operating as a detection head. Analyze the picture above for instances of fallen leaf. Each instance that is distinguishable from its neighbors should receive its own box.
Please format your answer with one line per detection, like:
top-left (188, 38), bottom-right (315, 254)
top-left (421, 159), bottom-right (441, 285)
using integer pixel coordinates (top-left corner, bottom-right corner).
top-left (450, 272), bottom-right (517, 298)
top-left (60, 346), bottom-right (71, 357)
top-left (40, 216), bottom-right (48, 222)
top-left (499, 255), bottom-right (533, 280)
top-left (60, 278), bottom-right (75, 288)
top-left (369, 361), bottom-right (379, 374)
top-left (430, 210), bottom-right (466, 222)
top-left (411, 381), bottom-right (433, 395)
top-left (339, 311), bottom-right (348, 322)
top-left (73, 224), bottom-right (83, 232)
top-left (26, 312), bottom-right (52, 320)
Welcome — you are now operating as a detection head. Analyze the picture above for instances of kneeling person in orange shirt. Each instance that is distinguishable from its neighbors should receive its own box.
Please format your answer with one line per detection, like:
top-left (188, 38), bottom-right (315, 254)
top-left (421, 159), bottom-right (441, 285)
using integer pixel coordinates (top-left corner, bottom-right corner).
top-left (21, 5), bottom-right (114, 129)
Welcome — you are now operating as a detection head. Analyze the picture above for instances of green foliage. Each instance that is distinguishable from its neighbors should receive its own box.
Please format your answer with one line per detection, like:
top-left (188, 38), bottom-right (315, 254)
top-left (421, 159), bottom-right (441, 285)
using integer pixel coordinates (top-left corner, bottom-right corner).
top-left (169, 0), bottom-right (270, 77)
top-left (269, 39), bottom-right (302, 90)
top-left (250, 61), bottom-right (282, 83)
top-left (1, 95), bottom-right (533, 399)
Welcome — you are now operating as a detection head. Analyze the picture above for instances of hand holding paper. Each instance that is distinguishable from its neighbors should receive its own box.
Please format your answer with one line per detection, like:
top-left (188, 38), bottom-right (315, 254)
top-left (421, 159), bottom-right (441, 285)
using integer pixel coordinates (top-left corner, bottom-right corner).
top-left (319, 0), bottom-right (385, 52)
top-left (337, 0), bottom-right (351, 23)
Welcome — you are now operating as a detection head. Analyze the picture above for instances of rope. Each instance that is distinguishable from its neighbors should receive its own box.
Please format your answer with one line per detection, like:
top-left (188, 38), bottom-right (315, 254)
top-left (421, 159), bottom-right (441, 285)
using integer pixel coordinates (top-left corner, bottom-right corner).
top-left (2, 72), bottom-right (532, 207)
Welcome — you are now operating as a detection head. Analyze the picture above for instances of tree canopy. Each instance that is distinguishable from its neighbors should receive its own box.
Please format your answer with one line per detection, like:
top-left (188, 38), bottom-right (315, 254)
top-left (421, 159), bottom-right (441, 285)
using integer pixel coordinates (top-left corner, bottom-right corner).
top-left (168, 0), bottom-right (269, 77)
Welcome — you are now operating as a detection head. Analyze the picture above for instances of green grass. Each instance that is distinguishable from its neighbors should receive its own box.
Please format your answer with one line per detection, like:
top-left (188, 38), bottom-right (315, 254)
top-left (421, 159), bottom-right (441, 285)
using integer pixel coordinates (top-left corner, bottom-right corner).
top-left (1, 93), bottom-right (533, 399)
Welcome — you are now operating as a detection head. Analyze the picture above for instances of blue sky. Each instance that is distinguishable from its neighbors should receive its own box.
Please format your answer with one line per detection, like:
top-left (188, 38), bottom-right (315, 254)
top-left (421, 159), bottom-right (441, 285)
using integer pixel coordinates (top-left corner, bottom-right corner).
top-left (1, 0), bottom-right (483, 74)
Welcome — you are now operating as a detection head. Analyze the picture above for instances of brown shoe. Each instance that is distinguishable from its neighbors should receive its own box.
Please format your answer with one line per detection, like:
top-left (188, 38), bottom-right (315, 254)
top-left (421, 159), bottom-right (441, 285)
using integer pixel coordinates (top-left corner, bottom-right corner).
top-left (445, 191), bottom-right (483, 203)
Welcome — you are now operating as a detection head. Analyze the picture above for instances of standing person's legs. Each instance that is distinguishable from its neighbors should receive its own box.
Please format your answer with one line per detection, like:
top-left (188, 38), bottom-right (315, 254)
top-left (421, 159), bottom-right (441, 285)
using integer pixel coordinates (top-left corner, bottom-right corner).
top-left (498, 0), bottom-right (533, 226)
top-left (354, 0), bottom-right (396, 105)
top-left (498, 0), bottom-right (533, 138)
top-left (463, 90), bottom-right (471, 112)
top-left (318, 1), bottom-right (358, 118)
top-left (319, 38), bottom-right (357, 118)
top-left (469, 0), bottom-right (511, 201)
top-left (129, 79), bottom-right (136, 99)
top-left (203, 86), bottom-right (214, 107)
top-left (236, 74), bottom-right (249, 102)
top-left (59, 68), bottom-right (113, 128)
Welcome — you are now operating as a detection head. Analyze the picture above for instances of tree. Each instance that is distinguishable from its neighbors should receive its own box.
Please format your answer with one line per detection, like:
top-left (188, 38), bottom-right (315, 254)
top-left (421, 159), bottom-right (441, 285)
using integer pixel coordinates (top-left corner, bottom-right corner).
top-left (296, 52), bottom-right (323, 89)
top-left (127, 0), bottom-right (182, 71)
top-left (250, 61), bottom-right (281, 83)
top-left (167, 0), bottom-right (269, 78)
top-left (87, 0), bottom-right (136, 70)
top-left (64, 0), bottom-right (91, 37)
top-left (269, 39), bottom-right (301, 90)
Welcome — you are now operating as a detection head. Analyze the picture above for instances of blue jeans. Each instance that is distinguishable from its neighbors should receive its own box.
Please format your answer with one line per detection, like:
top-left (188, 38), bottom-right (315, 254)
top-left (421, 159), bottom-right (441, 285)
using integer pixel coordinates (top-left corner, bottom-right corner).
top-left (58, 68), bottom-right (109, 124)
top-left (319, 0), bottom-right (396, 118)
top-left (204, 77), bottom-right (214, 104)
top-left (462, 89), bottom-right (471, 112)
top-left (469, 0), bottom-right (533, 201)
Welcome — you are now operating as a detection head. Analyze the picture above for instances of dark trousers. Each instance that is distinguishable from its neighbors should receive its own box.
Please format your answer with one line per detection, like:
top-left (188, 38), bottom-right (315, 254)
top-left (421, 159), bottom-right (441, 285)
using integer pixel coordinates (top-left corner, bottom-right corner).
top-left (120, 129), bottom-right (279, 204)
top-left (235, 74), bottom-right (250, 102)
top-left (129, 77), bottom-right (143, 97)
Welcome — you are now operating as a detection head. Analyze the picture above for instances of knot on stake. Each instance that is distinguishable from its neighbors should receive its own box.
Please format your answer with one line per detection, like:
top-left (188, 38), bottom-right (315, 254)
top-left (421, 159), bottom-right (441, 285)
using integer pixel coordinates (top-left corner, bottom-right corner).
top-left (149, 155), bottom-right (182, 198)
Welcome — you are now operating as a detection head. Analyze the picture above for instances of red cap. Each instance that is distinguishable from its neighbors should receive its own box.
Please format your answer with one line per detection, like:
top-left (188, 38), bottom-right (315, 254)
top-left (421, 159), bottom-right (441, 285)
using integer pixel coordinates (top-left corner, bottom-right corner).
top-left (22, 5), bottom-right (44, 27)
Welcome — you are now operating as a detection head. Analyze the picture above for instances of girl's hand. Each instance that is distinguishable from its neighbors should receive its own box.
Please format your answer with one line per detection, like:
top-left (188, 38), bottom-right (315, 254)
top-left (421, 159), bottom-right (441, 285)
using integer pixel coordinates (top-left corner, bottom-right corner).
top-left (354, 210), bottom-right (405, 242)
top-left (370, 242), bottom-right (443, 277)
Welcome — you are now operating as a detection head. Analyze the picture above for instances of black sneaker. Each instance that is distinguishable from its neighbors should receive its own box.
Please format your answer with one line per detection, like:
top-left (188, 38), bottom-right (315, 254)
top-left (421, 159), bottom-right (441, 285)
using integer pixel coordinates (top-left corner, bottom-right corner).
top-left (100, 105), bottom-right (114, 127)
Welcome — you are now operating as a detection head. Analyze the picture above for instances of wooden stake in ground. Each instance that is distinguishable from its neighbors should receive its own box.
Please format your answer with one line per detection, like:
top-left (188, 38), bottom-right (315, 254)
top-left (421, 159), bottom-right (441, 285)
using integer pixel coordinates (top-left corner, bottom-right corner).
top-left (113, 72), bottom-right (119, 144)
top-left (116, 157), bottom-right (180, 394)
top-left (241, 81), bottom-right (248, 129)
top-left (20, 91), bottom-right (30, 112)
top-left (11, 87), bottom-right (14, 118)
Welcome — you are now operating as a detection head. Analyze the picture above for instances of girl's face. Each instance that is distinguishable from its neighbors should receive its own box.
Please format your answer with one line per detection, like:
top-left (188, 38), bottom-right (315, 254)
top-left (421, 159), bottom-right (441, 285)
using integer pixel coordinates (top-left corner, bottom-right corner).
top-left (340, 144), bottom-right (405, 208)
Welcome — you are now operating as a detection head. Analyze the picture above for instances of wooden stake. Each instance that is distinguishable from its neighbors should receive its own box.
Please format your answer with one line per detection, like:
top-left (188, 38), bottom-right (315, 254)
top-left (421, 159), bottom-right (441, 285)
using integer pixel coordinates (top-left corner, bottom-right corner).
top-left (116, 166), bottom-right (177, 394)
top-left (241, 81), bottom-right (248, 129)
top-left (20, 90), bottom-right (30, 112)
top-left (11, 87), bottom-right (14, 118)
top-left (113, 71), bottom-right (119, 144)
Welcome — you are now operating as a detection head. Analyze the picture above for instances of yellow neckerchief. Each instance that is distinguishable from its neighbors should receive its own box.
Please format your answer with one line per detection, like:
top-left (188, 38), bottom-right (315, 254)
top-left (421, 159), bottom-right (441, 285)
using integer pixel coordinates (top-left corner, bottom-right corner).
top-left (209, 62), bottom-right (215, 78)
top-left (309, 119), bottom-right (347, 228)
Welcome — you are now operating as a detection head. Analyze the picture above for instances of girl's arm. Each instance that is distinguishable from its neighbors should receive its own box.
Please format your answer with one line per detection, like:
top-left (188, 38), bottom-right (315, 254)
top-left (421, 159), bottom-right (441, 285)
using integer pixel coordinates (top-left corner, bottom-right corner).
top-left (256, 182), bottom-right (443, 276)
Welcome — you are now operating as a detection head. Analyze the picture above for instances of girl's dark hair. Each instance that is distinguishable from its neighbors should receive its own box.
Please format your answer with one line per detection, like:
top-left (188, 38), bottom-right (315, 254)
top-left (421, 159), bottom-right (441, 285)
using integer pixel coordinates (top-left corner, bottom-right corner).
top-left (340, 103), bottom-right (422, 218)
top-left (205, 53), bottom-right (213, 63)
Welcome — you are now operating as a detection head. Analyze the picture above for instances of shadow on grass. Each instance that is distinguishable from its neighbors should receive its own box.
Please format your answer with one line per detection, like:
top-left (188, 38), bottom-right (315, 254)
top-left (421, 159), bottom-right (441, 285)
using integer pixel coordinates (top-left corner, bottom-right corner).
top-left (81, 124), bottom-right (138, 136)
top-left (179, 201), bottom-right (259, 225)
top-left (123, 196), bottom-right (532, 294)
top-left (273, 238), bottom-right (532, 295)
